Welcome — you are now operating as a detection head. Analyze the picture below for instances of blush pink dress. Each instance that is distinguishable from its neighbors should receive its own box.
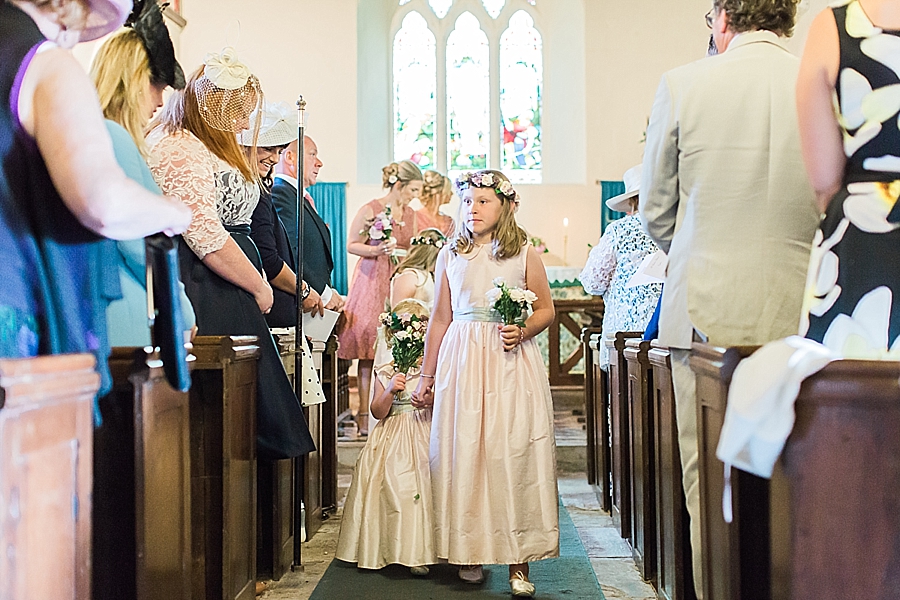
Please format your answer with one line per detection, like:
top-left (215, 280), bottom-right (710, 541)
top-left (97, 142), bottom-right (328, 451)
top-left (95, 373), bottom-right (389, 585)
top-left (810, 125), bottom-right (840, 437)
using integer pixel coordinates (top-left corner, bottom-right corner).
top-left (338, 200), bottom-right (416, 360)
top-left (415, 208), bottom-right (454, 237)
top-left (431, 244), bottom-right (559, 565)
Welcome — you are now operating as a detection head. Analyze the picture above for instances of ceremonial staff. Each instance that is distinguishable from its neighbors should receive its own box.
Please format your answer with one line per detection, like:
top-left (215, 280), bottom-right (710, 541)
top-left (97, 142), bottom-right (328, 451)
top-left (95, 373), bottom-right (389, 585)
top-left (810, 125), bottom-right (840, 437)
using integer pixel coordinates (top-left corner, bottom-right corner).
top-left (294, 96), bottom-right (307, 567)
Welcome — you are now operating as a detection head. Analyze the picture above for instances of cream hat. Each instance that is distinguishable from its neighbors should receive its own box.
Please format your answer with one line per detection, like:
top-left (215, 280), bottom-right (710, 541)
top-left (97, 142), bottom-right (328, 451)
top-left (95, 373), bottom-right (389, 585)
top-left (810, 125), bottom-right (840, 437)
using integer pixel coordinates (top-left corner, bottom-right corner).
top-left (606, 165), bottom-right (642, 212)
top-left (238, 101), bottom-right (298, 147)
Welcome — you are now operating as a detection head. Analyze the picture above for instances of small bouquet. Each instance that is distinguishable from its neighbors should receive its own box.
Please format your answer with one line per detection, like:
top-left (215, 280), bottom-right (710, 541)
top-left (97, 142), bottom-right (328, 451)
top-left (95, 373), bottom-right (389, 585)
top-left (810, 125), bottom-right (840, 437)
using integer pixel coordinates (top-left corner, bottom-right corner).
top-left (379, 300), bottom-right (429, 377)
top-left (486, 277), bottom-right (538, 328)
top-left (530, 236), bottom-right (549, 254)
top-left (361, 205), bottom-right (405, 264)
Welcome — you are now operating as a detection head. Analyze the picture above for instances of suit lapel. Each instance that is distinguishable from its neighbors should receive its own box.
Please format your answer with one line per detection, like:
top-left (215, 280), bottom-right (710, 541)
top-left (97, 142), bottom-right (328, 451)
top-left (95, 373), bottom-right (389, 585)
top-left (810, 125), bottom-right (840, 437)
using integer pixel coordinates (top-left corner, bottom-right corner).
top-left (304, 199), bottom-right (333, 268)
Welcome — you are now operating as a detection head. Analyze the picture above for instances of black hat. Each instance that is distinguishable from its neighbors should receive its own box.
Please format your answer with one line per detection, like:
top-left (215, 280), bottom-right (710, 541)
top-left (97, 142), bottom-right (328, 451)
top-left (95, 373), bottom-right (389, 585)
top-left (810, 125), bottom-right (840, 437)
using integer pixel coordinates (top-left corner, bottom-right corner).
top-left (125, 1), bottom-right (185, 90)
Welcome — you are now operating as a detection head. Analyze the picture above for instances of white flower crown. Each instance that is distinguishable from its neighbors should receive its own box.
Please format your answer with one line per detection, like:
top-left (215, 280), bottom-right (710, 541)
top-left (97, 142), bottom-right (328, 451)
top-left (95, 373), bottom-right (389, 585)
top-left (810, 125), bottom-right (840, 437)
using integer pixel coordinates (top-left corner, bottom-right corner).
top-left (455, 171), bottom-right (519, 204)
top-left (411, 235), bottom-right (446, 249)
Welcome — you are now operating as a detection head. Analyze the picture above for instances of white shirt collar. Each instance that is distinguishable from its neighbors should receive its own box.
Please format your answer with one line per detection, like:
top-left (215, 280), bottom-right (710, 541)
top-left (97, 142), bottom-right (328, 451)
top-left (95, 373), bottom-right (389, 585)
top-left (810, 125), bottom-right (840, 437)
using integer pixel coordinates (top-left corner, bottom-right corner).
top-left (274, 173), bottom-right (298, 189)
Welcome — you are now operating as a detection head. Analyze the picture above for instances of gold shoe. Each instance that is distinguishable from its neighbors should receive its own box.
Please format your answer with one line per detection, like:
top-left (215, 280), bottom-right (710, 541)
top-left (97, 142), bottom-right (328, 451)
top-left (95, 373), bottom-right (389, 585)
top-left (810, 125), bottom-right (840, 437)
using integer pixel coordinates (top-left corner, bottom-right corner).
top-left (509, 571), bottom-right (535, 597)
top-left (458, 564), bottom-right (485, 584)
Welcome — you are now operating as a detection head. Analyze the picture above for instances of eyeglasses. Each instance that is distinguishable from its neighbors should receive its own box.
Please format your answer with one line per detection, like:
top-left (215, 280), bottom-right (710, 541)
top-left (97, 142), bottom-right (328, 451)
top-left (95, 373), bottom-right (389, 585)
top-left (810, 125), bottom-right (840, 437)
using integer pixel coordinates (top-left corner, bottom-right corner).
top-left (705, 9), bottom-right (715, 29)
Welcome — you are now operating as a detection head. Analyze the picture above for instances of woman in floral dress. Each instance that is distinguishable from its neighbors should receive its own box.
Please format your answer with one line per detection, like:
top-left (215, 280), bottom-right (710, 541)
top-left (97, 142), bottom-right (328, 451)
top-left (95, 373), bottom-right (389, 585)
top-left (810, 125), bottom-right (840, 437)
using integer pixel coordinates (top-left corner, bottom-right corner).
top-left (798, 0), bottom-right (900, 355)
top-left (339, 160), bottom-right (423, 433)
top-left (580, 165), bottom-right (662, 368)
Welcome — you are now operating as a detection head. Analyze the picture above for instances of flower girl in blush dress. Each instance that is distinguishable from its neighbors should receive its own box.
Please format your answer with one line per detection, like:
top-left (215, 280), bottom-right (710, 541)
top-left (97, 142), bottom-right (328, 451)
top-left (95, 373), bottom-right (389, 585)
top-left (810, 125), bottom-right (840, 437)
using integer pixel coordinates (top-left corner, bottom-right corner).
top-left (411, 170), bottom-right (559, 598)
top-left (335, 299), bottom-right (436, 576)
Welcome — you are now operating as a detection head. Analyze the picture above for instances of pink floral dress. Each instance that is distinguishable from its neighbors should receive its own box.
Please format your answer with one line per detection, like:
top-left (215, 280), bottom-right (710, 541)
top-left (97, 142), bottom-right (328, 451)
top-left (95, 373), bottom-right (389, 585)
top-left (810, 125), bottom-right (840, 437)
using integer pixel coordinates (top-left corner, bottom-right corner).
top-left (338, 199), bottom-right (416, 360)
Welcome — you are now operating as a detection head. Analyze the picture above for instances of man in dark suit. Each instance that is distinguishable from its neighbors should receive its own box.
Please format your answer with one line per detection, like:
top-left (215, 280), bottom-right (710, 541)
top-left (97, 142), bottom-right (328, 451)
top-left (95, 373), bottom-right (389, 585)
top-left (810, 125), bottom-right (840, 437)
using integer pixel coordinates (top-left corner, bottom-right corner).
top-left (272, 135), bottom-right (344, 312)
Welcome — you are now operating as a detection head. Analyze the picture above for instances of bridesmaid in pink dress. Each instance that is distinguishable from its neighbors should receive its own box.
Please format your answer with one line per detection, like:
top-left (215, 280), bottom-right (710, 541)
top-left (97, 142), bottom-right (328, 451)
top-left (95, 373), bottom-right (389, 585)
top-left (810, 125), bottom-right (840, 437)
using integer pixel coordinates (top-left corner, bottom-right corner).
top-left (417, 170), bottom-right (455, 237)
top-left (339, 160), bottom-right (423, 434)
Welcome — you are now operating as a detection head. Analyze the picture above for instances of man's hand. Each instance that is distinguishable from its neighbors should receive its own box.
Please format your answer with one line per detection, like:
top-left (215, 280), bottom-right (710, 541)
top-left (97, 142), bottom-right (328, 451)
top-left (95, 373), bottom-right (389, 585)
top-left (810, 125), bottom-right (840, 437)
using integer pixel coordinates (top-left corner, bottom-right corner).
top-left (302, 285), bottom-right (324, 316)
top-left (324, 292), bottom-right (345, 312)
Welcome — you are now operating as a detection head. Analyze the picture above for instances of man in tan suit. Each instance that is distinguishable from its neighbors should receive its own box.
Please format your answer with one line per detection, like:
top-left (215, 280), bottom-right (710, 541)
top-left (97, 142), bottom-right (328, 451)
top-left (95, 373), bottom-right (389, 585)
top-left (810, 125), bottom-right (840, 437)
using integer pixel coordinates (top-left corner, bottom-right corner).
top-left (640, 1), bottom-right (819, 597)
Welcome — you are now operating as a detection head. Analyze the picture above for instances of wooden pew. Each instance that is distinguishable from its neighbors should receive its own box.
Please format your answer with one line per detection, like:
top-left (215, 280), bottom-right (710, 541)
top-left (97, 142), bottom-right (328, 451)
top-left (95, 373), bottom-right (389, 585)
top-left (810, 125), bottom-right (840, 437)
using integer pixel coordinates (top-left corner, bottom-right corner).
top-left (605, 331), bottom-right (642, 539)
top-left (648, 344), bottom-right (695, 600)
top-left (190, 336), bottom-right (260, 600)
top-left (318, 335), bottom-right (340, 513)
top-left (690, 343), bottom-right (765, 600)
top-left (94, 348), bottom-right (192, 600)
top-left (0, 354), bottom-right (98, 600)
top-left (303, 339), bottom-right (325, 540)
top-left (624, 338), bottom-right (656, 584)
top-left (584, 329), bottom-right (611, 511)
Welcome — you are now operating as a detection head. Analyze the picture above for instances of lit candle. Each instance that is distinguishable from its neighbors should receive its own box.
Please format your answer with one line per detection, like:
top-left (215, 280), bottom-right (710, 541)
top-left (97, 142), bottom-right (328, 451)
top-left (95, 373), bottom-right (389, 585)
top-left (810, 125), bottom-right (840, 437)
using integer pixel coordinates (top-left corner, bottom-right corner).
top-left (563, 218), bottom-right (569, 228)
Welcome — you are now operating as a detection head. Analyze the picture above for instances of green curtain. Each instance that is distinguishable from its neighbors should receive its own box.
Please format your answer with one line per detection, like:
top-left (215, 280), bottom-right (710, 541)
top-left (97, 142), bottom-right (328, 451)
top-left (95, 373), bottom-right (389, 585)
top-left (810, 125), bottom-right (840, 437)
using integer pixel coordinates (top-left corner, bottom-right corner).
top-left (600, 180), bottom-right (627, 234)
top-left (308, 182), bottom-right (348, 295)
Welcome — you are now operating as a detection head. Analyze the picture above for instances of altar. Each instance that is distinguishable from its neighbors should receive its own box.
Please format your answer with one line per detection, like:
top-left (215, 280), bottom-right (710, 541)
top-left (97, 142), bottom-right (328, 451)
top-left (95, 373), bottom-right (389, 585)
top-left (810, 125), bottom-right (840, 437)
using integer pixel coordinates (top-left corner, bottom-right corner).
top-left (536, 266), bottom-right (604, 387)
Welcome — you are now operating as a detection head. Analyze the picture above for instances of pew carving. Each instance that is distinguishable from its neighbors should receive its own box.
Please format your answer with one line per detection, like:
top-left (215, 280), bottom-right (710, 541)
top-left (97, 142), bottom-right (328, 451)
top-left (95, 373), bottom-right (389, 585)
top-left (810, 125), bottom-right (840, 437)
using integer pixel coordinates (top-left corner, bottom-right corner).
top-left (190, 336), bottom-right (260, 600)
top-left (94, 348), bottom-right (192, 600)
top-left (0, 354), bottom-right (98, 600)
top-left (625, 338), bottom-right (657, 584)
top-left (548, 298), bottom-right (603, 386)
top-left (605, 331), bottom-right (642, 539)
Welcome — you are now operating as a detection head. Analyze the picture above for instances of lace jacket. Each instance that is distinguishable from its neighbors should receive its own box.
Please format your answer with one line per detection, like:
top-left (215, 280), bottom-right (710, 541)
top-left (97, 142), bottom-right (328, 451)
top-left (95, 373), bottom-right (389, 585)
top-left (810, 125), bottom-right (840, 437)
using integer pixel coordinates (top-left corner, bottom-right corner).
top-left (146, 129), bottom-right (260, 259)
top-left (580, 214), bottom-right (663, 368)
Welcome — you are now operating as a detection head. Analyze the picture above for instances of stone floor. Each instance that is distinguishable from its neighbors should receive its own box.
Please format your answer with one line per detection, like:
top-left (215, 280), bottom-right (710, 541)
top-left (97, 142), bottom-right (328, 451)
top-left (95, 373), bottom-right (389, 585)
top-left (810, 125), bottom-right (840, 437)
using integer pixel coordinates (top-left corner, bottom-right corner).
top-left (258, 391), bottom-right (656, 600)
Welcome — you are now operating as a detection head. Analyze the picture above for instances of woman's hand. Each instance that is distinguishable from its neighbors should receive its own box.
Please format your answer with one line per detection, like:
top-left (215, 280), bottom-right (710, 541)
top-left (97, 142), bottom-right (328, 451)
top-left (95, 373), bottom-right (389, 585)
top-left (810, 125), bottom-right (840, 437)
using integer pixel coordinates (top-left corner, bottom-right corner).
top-left (499, 324), bottom-right (524, 351)
top-left (411, 377), bottom-right (435, 408)
top-left (254, 280), bottom-right (274, 314)
top-left (388, 373), bottom-right (407, 394)
top-left (373, 237), bottom-right (397, 257)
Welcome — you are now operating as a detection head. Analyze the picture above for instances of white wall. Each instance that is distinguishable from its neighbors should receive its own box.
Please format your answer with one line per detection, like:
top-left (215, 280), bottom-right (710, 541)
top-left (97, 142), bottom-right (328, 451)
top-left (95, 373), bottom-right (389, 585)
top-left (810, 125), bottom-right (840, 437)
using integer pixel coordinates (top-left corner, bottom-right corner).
top-left (73, 0), bottom-right (832, 273)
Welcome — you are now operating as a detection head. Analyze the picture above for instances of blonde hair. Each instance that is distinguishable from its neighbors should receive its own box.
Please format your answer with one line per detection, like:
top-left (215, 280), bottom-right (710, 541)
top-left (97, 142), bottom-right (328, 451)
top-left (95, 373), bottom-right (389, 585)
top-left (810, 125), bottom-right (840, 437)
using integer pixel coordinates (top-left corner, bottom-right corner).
top-left (452, 169), bottom-right (527, 260)
top-left (421, 170), bottom-right (450, 213)
top-left (393, 228), bottom-right (445, 279)
top-left (90, 29), bottom-right (152, 156)
top-left (382, 159), bottom-right (423, 189)
top-left (22, 0), bottom-right (89, 29)
top-left (150, 65), bottom-right (259, 182)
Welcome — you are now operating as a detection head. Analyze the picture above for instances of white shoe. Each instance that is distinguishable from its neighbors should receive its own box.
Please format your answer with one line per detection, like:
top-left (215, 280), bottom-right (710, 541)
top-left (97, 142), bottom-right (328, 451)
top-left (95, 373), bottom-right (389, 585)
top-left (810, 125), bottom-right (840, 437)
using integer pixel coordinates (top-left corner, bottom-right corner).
top-left (458, 565), bottom-right (485, 584)
top-left (410, 565), bottom-right (430, 576)
top-left (509, 571), bottom-right (535, 597)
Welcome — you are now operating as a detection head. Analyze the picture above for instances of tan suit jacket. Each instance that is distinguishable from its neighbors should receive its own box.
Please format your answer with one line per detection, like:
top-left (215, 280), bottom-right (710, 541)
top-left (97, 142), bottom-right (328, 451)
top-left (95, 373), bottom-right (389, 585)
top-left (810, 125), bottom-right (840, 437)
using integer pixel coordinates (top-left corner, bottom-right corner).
top-left (641, 31), bottom-right (819, 349)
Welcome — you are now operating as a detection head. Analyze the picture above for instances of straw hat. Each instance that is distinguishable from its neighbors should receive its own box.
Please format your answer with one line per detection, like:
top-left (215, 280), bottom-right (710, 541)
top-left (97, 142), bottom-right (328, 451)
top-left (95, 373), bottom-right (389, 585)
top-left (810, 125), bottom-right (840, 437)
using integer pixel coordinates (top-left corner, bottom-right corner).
top-left (606, 165), bottom-right (642, 213)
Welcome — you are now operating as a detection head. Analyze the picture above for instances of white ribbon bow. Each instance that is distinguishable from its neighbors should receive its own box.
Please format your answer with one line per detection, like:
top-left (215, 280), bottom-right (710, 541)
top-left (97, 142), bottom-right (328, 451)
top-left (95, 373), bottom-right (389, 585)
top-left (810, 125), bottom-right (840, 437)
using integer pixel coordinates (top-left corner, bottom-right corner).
top-left (203, 47), bottom-right (250, 90)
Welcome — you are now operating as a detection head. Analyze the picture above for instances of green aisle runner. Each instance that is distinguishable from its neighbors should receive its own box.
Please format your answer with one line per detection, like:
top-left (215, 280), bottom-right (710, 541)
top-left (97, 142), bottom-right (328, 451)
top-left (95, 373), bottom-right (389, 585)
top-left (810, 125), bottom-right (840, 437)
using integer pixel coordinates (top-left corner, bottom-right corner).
top-left (309, 503), bottom-right (605, 599)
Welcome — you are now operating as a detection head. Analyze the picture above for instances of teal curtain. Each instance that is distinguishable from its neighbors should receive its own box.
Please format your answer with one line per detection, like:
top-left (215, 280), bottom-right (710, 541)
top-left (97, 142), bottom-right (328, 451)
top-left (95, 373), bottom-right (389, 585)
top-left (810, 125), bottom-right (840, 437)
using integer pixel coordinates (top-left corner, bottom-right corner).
top-left (308, 182), bottom-right (348, 295)
top-left (600, 180), bottom-right (627, 234)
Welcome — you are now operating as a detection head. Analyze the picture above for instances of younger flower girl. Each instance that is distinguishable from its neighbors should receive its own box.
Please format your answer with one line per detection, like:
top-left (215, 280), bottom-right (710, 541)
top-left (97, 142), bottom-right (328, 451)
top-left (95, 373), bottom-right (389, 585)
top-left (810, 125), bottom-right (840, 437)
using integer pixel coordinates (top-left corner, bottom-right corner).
top-left (335, 299), bottom-right (436, 576)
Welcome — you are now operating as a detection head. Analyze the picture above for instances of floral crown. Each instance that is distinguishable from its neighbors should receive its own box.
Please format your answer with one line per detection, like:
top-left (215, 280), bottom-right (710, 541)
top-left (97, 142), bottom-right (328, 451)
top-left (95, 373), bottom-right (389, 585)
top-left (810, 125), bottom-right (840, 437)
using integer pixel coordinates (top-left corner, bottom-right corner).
top-left (411, 233), bottom-right (446, 249)
top-left (455, 171), bottom-right (519, 204)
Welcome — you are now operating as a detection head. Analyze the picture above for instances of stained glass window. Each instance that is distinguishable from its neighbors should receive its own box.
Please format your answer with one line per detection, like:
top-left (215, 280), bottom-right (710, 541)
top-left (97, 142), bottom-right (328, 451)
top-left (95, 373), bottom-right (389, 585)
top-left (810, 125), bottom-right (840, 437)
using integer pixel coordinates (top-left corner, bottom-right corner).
top-left (446, 12), bottom-right (490, 175)
top-left (428, 0), bottom-right (453, 18)
top-left (500, 10), bottom-right (542, 182)
top-left (482, 0), bottom-right (505, 19)
top-left (393, 11), bottom-right (437, 169)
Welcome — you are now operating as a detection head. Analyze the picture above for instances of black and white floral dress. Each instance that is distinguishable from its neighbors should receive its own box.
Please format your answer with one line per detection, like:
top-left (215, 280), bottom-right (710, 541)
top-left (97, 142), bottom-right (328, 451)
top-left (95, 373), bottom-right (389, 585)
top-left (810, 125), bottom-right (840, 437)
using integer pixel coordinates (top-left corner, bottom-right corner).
top-left (580, 214), bottom-right (662, 368)
top-left (802, 0), bottom-right (900, 357)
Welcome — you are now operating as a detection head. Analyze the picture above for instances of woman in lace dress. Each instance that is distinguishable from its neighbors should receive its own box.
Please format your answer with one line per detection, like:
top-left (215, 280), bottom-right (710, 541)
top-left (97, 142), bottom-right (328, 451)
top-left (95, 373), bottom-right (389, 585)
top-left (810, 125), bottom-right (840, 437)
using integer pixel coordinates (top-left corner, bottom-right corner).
top-left (147, 51), bottom-right (315, 459)
top-left (338, 160), bottom-right (423, 434)
top-left (580, 166), bottom-right (662, 368)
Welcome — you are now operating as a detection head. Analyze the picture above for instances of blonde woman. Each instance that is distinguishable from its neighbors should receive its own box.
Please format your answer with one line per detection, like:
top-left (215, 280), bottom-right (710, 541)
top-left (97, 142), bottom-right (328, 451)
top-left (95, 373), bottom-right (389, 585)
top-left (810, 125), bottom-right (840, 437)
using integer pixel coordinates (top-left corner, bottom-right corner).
top-left (90, 0), bottom-right (195, 347)
top-left (146, 52), bottom-right (315, 459)
top-left (417, 169), bottom-right (454, 236)
top-left (0, 0), bottom-right (190, 387)
top-left (338, 159), bottom-right (423, 434)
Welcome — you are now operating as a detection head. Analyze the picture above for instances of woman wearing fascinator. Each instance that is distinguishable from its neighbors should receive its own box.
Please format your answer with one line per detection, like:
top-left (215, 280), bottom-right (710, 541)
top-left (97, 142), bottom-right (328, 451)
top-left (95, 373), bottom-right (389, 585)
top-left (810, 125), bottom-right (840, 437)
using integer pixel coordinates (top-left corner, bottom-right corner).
top-left (146, 49), bottom-right (316, 460)
top-left (0, 0), bottom-right (191, 385)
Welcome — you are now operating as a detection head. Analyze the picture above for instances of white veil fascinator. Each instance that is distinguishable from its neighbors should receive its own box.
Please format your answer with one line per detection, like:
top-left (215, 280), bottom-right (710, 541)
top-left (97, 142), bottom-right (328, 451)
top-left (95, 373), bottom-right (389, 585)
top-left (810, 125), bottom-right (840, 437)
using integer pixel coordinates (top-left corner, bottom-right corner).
top-left (194, 47), bottom-right (263, 134)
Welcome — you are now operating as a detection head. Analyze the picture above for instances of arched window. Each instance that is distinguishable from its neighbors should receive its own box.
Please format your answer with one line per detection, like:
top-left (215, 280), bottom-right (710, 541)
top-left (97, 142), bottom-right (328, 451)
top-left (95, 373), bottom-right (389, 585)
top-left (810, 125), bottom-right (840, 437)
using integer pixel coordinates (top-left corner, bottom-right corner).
top-left (393, 11), bottom-right (437, 169)
top-left (392, 0), bottom-right (543, 183)
top-left (446, 12), bottom-right (490, 173)
top-left (500, 10), bottom-right (542, 181)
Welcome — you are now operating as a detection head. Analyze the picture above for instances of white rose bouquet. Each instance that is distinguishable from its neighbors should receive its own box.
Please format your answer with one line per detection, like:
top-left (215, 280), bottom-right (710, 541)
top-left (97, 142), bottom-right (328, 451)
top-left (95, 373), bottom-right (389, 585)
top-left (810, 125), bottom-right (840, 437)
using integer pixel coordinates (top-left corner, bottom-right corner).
top-left (485, 277), bottom-right (538, 327)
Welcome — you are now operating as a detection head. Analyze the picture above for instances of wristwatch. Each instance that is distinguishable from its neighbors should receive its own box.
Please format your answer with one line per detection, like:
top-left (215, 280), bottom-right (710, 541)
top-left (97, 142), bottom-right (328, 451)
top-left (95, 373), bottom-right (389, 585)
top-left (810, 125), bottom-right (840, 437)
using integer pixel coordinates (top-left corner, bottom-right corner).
top-left (301, 282), bottom-right (311, 301)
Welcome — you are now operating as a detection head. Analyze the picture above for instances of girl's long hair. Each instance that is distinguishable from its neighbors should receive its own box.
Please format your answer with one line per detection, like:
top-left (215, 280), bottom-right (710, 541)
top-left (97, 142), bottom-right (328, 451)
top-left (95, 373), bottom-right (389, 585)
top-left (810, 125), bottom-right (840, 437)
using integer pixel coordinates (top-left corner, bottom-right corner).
top-left (149, 65), bottom-right (259, 182)
top-left (393, 228), bottom-right (445, 279)
top-left (90, 29), bottom-right (153, 156)
top-left (452, 170), bottom-right (527, 259)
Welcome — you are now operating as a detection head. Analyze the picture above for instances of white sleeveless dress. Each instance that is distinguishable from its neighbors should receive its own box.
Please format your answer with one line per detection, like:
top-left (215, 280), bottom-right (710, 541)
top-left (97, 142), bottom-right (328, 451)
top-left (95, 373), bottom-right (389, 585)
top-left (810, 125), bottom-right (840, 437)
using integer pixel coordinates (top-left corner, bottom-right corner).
top-left (431, 244), bottom-right (559, 565)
